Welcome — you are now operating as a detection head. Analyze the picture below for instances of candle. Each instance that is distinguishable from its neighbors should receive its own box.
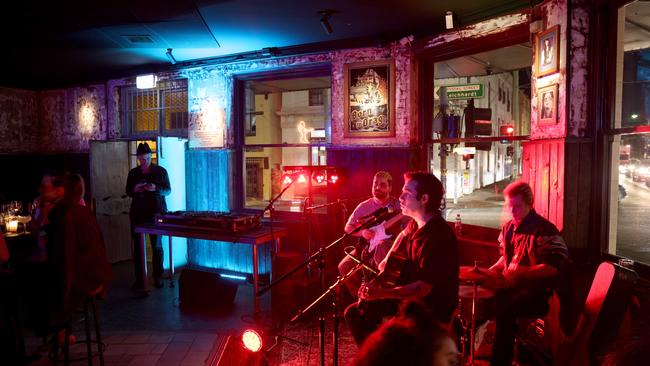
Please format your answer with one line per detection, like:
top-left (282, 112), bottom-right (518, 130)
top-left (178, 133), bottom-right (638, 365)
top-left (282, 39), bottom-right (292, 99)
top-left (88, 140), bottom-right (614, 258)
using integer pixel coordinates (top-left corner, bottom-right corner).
top-left (6, 220), bottom-right (18, 233)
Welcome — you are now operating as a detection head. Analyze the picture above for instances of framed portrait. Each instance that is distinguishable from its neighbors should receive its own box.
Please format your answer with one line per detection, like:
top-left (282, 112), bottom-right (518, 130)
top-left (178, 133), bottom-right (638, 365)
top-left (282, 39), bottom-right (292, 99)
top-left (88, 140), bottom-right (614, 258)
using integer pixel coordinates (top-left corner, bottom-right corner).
top-left (538, 84), bottom-right (558, 125)
top-left (536, 25), bottom-right (560, 77)
top-left (343, 59), bottom-right (395, 137)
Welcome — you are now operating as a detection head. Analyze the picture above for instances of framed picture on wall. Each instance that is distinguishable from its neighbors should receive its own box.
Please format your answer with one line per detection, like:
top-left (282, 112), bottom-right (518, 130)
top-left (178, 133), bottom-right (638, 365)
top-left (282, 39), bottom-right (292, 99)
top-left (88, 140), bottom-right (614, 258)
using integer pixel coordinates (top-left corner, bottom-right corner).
top-left (343, 59), bottom-right (395, 137)
top-left (536, 25), bottom-right (560, 77)
top-left (538, 84), bottom-right (558, 125)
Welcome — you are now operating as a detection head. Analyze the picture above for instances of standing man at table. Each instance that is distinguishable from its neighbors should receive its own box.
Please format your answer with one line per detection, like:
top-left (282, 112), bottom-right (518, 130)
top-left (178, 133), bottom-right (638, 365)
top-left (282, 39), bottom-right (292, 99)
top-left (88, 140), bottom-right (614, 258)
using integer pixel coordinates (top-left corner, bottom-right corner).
top-left (126, 142), bottom-right (171, 290)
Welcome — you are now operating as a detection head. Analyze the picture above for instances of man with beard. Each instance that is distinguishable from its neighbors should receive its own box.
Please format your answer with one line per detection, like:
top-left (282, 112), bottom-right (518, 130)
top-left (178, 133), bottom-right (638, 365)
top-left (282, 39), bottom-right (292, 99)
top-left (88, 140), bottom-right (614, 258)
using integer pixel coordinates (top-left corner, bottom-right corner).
top-left (338, 171), bottom-right (407, 297)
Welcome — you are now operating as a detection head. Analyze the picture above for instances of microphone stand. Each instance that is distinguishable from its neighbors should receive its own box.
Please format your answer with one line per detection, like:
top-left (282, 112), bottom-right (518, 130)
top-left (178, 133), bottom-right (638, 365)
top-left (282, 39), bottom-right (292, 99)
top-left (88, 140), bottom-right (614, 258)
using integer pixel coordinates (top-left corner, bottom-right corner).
top-left (257, 211), bottom-right (386, 366)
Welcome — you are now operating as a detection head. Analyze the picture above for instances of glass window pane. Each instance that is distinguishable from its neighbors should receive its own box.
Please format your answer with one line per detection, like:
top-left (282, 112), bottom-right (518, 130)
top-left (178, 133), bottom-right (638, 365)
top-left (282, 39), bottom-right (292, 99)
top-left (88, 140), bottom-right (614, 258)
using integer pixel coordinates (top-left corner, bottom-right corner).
top-left (431, 141), bottom-right (522, 228)
top-left (430, 42), bottom-right (531, 229)
top-left (608, 0), bottom-right (650, 265)
top-left (243, 77), bottom-right (331, 145)
top-left (243, 147), bottom-right (330, 212)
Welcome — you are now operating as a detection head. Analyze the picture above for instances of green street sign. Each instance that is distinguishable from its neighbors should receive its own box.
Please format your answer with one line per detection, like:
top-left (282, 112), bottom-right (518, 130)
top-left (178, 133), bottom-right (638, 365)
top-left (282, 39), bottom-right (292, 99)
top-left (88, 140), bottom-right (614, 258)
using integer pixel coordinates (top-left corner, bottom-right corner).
top-left (446, 84), bottom-right (484, 99)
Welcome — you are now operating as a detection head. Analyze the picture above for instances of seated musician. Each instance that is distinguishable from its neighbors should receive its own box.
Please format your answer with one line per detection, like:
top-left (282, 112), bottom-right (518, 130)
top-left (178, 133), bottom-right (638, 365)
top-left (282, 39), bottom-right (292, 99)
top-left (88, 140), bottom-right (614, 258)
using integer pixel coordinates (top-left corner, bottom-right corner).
top-left (486, 180), bottom-right (568, 366)
top-left (338, 171), bottom-right (407, 297)
top-left (344, 171), bottom-right (459, 346)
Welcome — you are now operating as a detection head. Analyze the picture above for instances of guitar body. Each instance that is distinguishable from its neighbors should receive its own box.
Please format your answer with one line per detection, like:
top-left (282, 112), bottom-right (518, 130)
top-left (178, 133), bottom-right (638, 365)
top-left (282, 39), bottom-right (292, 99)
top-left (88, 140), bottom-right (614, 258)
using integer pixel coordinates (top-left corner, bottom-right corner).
top-left (555, 262), bottom-right (637, 366)
top-left (374, 250), bottom-right (408, 288)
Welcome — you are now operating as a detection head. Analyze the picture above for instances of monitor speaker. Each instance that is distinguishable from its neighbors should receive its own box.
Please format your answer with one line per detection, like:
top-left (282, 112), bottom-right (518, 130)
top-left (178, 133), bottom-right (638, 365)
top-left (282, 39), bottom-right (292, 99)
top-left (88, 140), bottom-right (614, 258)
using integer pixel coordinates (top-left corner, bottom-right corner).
top-left (179, 268), bottom-right (238, 312)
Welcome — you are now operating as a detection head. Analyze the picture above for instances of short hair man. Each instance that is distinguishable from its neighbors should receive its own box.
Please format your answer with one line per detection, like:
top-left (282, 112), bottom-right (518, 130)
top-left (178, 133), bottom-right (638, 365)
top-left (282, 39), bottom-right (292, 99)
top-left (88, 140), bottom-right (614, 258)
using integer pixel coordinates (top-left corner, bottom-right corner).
top-left (125, 142), bottom-right (171, 290)
top-left (338, 171), bottom-right (405, 297)
top-left (344, 172), bottom-right (458, 346)
top-left (487, 180), bottom-right (568, 365)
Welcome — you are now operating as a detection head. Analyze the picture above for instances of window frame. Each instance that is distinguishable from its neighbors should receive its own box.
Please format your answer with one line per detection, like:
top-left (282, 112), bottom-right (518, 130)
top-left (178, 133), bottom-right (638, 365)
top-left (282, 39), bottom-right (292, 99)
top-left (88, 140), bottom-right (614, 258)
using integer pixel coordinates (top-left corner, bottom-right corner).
top-left (595, 0), bottom-right (650, 272)
top-left (232, 64), bottom-right (333, 215)
top-left (120, 78), bottom-right (189, 139)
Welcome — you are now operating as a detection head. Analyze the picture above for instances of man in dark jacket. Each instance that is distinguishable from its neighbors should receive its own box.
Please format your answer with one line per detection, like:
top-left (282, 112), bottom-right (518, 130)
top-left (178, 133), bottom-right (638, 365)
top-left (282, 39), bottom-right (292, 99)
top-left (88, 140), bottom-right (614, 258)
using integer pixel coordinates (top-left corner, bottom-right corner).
top-left (125, 142), bottom-right (171, 290)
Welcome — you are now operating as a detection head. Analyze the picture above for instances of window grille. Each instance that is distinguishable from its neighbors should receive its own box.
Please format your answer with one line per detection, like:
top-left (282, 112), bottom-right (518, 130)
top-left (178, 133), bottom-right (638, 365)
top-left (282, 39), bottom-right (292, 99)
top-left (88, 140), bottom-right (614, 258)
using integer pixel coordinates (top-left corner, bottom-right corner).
top-left (120, 79), bottom-right (188, 138)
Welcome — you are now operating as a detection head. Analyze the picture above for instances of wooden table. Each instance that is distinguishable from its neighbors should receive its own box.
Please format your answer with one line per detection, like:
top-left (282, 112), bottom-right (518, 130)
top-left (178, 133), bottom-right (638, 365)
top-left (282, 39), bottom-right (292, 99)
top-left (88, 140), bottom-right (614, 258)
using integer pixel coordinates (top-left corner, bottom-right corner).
top-left (134, 223), bottom-right (287, 313)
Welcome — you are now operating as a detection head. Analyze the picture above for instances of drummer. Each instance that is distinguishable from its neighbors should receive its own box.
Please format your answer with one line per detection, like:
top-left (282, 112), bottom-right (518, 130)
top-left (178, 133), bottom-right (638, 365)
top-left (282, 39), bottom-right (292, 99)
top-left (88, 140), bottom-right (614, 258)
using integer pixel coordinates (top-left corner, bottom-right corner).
top-left (485, 180), bottom-right (568, 366)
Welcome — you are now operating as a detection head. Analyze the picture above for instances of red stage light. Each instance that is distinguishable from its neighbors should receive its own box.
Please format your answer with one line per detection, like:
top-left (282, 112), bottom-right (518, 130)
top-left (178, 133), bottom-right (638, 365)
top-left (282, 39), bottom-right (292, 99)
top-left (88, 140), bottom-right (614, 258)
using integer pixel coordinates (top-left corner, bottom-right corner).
top-left (328, 173), bottom-right (339, 184)
top-left (242, 330), bottom-right (263, 352)
top-left (282, 175), bottom-right (293, 185)
top-left (313, 172), bottom-right (326, 184)
top-left (297, 173), bottom-right (307, 184)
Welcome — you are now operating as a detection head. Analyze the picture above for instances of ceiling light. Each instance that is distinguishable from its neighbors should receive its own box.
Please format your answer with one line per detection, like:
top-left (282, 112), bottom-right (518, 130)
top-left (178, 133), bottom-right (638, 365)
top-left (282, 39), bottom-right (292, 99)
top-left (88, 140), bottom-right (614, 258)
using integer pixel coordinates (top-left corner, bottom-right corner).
top-left (136, 74), bottom-right (157, 89)
top-left (319, 11), bottom-right (333, 34)
top-left (165, 48), bottom-right (177, 65)
top-left (445, 11), bottom-right (454, 30)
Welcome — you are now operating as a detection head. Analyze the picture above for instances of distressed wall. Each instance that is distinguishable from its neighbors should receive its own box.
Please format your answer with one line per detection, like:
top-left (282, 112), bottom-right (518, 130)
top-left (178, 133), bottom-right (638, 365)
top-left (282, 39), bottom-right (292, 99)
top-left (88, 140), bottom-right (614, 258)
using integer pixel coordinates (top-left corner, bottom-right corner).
top-left (0, 87), bottom-right (39, 153)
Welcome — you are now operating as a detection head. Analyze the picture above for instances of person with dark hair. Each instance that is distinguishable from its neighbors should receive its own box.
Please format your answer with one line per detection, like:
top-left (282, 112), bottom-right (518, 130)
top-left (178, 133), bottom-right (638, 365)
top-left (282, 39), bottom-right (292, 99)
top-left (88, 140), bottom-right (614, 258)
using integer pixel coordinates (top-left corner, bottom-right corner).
top-left (338, 171), bottom-right (407, 297)
top-left (125, 142), bottom-right (171, 290)
top-left (353, 299), bottom-right (460, 366)
top-left (486, 180), bottom-right (568, 365)
top-left (344, 171), bottom-right (458, 346)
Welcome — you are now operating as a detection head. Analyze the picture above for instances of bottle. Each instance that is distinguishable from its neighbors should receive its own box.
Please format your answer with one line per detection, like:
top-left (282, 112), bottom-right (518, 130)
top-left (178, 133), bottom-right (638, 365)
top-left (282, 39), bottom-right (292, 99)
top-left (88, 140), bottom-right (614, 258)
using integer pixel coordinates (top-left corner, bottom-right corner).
top-left (454, 214), bottom-right (462, 237)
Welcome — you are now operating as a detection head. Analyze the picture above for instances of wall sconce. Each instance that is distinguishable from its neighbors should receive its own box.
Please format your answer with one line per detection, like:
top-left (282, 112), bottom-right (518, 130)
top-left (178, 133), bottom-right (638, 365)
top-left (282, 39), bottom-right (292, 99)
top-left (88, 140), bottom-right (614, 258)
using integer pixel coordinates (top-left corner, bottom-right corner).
top-left (319, 10), bottom-right (333, 34)
top-left (445, 11), bottom-right (454, 29)
top-left (136, 74), bottom-right (157, 89)
top-left (166, 48), bottom-right (177, 65)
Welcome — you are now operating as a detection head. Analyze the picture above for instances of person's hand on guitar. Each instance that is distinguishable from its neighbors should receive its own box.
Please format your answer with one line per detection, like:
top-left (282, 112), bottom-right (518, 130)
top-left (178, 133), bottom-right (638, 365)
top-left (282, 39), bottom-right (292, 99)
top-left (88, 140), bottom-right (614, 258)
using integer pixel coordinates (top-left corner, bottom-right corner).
top-left (358, 280), bottom-right (392, 301)
top-left (360, 229), bottom-right (376, 242)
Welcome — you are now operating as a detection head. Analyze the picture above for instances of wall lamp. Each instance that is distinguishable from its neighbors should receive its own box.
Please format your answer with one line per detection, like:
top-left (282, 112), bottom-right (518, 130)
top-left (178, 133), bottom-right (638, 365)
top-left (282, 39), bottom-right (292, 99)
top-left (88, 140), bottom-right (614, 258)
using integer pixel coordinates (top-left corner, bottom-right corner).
top-left (165, 48), bottom-right (177, 65)
top-left (319, 10), bottom-right (333, 34)
top-left (445, 11), bottom-right (454, 30)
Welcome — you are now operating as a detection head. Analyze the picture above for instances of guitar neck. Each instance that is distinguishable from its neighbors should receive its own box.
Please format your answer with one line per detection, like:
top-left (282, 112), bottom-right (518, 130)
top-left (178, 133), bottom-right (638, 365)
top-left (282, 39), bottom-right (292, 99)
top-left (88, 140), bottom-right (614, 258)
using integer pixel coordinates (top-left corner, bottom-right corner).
top-left (381, 213), bottom-right (405, 230)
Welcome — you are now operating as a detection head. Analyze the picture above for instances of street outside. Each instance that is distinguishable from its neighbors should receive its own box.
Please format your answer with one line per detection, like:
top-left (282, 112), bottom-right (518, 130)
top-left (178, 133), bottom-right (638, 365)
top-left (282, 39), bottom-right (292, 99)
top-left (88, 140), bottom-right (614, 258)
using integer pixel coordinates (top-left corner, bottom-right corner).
top-left (445, 176), bottom-right (650, 266)
top-left (616, 174), bottom-right (650, 265)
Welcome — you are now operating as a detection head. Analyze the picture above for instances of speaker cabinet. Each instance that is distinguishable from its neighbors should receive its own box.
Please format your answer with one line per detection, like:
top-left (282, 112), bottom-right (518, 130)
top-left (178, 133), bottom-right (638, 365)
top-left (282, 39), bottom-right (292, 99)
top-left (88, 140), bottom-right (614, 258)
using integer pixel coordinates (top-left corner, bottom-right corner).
top-left (179, 268), bottom-right (238, 312)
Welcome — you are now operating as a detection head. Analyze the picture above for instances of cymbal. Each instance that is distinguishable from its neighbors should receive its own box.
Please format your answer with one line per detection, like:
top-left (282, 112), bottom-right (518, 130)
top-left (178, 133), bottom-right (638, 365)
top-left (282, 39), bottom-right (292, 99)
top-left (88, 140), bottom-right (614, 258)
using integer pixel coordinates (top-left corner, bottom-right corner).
top-left (459, 285), bottom-right (495, 299)
top-left (459, 266), bottom-right (500, 282)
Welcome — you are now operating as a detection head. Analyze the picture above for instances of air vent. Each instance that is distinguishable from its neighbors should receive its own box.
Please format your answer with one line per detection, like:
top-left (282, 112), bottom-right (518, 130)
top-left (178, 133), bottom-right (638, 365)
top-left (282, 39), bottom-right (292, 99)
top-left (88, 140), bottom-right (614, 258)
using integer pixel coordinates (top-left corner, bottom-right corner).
top-left (122, 35), bottom-right (154, 44)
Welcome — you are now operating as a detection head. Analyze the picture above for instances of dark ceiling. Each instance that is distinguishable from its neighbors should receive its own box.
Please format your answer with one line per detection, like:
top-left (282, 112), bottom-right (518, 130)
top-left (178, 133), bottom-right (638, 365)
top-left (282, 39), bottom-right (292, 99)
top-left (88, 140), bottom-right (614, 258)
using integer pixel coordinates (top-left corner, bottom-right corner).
top-left (0, 0), bottom-right (535, 90)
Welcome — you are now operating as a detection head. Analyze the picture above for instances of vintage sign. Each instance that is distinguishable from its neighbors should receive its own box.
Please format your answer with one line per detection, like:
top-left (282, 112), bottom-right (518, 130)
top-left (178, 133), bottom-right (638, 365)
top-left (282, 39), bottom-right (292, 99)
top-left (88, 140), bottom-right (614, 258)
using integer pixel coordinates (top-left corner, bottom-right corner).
top-left (446, 84), bottom-right (484, 100)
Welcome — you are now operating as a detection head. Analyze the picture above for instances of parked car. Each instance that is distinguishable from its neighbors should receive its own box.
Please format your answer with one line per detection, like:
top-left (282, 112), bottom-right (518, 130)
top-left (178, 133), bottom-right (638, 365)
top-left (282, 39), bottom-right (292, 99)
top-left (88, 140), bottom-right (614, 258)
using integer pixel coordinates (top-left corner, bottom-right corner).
top-left (624, 158), bottom-right (641, 178)
top-left (631, 160), bottom-right (650, 182)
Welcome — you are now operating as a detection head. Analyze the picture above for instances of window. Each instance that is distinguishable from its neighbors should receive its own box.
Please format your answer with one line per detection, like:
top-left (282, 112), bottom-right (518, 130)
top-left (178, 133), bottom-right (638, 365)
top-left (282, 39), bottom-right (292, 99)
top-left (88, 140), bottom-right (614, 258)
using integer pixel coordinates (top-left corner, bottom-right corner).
top-left (428, 43), bottom-right (532, 229)
top-left (120, 79), bottom-right (188, 138)
top-left (607, 0), bottom-right (650, 265)
top-left (236, 68), bottom-right (332, 213)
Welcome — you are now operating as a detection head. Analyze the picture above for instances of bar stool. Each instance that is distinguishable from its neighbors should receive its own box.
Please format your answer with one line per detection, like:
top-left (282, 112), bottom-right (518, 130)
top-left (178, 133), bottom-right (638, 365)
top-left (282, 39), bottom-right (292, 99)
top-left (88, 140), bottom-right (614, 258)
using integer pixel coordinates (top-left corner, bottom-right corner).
top-left (50, 286), bottom-right (105, 366)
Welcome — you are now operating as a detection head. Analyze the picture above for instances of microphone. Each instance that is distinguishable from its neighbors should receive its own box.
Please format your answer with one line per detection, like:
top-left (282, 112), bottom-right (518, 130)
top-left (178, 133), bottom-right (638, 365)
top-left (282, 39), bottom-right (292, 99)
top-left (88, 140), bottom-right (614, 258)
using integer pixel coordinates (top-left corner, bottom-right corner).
top-left (357, 205), bottom-right (394, 221)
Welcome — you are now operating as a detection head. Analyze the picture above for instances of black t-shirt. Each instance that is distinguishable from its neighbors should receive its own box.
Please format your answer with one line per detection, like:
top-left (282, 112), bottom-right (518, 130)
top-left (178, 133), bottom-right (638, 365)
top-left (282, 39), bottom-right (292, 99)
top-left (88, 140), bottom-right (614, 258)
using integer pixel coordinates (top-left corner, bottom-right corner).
top-left (393, 214), bottom-right (459, 323)
top-left (125, 164), bottom-right (171, 223)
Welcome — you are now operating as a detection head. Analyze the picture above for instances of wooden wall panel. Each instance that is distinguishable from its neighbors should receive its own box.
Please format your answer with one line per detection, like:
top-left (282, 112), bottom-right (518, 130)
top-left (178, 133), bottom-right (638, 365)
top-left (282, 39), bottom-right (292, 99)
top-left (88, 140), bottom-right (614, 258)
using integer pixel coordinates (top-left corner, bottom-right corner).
top-left (326, 146), bottom-right (415, 208)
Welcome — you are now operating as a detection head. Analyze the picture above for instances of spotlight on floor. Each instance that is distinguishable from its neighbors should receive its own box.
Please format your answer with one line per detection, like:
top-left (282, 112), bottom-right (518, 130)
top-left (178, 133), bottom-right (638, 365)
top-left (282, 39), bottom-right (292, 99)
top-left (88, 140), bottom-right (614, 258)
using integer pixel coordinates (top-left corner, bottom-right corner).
top-left (212, 330), bottom-right (267, 366)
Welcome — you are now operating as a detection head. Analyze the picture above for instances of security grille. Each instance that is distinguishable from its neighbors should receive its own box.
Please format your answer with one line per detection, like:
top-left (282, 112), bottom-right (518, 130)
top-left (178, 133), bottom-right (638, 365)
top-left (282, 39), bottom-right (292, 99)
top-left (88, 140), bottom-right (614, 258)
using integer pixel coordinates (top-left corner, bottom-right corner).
top-left (120, 79), bottom-right (188, 138)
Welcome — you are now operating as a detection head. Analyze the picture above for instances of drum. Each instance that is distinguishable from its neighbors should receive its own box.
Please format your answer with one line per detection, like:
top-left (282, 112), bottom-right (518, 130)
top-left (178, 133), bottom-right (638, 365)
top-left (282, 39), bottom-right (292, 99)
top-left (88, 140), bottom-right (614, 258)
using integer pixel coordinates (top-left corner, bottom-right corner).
top-left (457, 284), bottom-right (496, 325)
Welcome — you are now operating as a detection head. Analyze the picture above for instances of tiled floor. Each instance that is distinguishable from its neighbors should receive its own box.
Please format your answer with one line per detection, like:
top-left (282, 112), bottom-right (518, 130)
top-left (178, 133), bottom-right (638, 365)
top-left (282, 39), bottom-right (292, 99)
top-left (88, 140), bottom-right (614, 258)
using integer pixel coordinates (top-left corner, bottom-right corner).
top-left (23, 261), bottom-right (357, 366)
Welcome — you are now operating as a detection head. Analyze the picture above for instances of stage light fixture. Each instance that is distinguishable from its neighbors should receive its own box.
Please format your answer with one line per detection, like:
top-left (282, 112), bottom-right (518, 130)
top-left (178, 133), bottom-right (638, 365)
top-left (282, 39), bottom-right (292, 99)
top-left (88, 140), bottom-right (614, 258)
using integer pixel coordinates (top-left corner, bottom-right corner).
top-left (165, 48), bottom-right (177, 65)
top-left (282, 175), bottom-right (294, 185)
top-left (313, 171), bottom-right (326, 184)
top-left (297, 173), bottom-right (307, 184)
top-left (328, 171), bottom-right (339, 184)
top-left (242, 330), bottom-right (263, 352)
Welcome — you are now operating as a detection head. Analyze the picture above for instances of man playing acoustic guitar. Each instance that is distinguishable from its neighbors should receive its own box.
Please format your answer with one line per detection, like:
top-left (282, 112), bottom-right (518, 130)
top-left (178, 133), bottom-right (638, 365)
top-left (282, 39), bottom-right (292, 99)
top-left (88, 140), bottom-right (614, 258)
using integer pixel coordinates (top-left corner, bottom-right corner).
top-left (344, 171), bottom-right (459, 346)
top-left (338, 171), bottom-right (408, 297)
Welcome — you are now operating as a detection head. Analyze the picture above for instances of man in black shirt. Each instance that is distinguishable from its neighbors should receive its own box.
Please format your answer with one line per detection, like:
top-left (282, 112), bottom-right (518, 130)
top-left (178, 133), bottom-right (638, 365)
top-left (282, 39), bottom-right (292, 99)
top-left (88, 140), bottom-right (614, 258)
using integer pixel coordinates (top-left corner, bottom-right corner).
top-left (126, 142), bottom-right (171, 290)
top-left (344, 171), bottom-right (458, 346)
